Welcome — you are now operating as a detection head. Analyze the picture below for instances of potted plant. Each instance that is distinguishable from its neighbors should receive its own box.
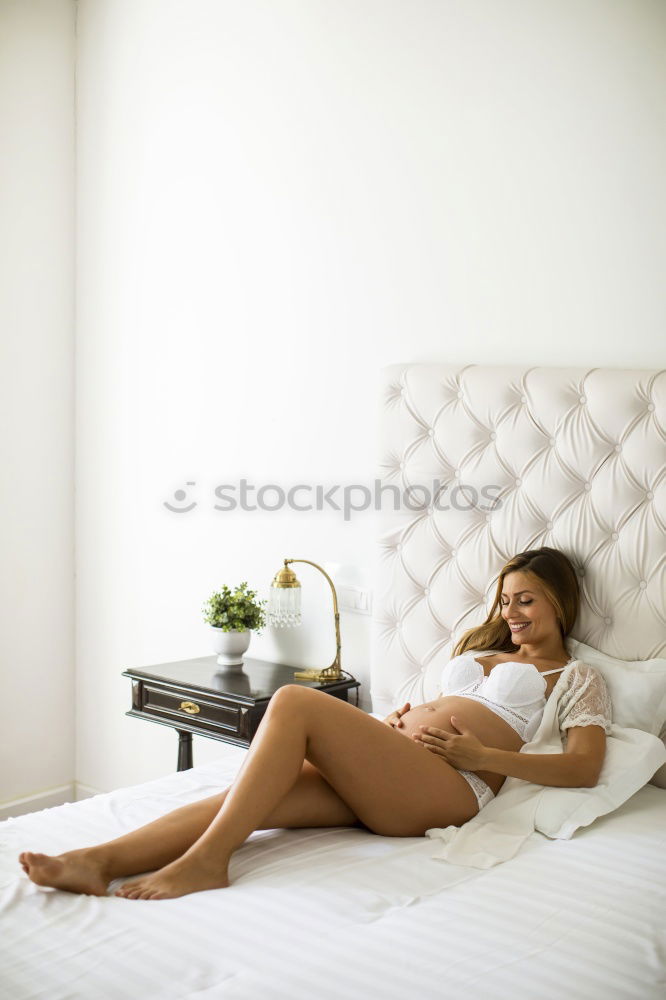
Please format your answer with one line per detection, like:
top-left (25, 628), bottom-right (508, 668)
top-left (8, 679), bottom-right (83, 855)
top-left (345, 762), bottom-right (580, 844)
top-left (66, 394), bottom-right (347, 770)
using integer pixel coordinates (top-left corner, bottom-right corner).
top-left (202, 582), bottom-right (266, 668)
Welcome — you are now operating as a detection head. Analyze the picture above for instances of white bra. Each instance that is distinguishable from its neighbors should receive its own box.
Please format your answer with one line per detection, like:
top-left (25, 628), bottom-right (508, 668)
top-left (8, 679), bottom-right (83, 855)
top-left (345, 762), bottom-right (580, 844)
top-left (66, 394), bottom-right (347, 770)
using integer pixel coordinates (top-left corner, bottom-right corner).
top-left (440, 650), bottom-right (573, 743)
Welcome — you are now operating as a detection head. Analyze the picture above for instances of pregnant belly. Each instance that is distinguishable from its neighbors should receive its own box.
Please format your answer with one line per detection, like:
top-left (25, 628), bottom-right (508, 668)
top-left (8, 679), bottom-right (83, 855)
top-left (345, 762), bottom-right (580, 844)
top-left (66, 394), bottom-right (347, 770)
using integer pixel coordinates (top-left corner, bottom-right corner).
top-left (396, 696), bottom-right (526, 796)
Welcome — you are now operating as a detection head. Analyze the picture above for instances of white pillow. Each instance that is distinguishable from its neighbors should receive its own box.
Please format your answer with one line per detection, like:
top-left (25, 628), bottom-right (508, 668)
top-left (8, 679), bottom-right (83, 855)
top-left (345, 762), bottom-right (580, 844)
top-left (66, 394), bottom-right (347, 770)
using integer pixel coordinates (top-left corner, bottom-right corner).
top-left (566, 638), bottom-right (666, 734)
top-left (535, 724), bottom-right (666, 839)
top-left (566, 639), bottom-right (666, 788)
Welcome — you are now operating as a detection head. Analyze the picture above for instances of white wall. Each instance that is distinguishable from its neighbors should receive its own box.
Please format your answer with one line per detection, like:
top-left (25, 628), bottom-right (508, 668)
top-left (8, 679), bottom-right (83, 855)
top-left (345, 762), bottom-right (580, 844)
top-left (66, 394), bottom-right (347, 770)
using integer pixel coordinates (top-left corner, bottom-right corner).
top-left (0, 0), bottom-right (75, 807)
top-left (72, 0), bottom-right (665, 792)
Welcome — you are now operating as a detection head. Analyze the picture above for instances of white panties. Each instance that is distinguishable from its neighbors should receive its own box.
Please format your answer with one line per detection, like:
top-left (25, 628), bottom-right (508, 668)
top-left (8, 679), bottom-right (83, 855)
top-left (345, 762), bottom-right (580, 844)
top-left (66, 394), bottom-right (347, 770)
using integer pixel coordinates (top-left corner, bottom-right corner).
top-left (457, 769), bottom-right (495, 811)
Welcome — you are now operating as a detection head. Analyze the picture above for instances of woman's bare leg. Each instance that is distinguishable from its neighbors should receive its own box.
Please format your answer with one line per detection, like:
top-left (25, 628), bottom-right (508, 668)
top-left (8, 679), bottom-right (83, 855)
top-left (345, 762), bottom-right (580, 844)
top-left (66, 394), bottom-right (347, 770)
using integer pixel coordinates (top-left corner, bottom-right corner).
top-left (19, 762), bottom-right (358, 896)
top-left (115, 686), bottom-right (477, 900)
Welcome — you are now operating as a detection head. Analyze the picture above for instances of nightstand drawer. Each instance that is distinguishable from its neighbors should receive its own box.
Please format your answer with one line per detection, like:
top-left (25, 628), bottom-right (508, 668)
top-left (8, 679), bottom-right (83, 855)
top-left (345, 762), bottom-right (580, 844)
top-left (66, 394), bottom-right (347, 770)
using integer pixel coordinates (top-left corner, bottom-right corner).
top-left (140, 681), bottom-right (242, 737)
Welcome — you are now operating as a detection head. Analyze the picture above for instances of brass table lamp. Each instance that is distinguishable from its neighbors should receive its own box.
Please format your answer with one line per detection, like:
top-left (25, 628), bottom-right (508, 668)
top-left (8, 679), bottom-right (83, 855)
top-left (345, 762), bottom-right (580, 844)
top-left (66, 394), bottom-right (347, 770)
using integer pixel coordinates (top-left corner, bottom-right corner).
top-left (268, 559), bottom-right (342, 682)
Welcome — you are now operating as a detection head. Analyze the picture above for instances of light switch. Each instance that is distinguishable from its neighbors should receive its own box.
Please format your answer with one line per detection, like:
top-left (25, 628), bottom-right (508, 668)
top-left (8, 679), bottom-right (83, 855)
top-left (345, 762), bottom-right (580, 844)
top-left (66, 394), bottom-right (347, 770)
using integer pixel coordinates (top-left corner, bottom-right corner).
top-left (338, 585), bottom-right (372, 615)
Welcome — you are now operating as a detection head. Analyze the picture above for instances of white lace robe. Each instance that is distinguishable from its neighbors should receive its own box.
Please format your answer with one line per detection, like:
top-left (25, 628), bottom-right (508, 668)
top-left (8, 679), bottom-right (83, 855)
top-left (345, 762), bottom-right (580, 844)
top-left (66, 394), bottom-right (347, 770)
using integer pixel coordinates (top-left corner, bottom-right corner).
top-left (557, 662), bottom-right (613, 743)
top-left (425, 660), bottom-right (612, 867)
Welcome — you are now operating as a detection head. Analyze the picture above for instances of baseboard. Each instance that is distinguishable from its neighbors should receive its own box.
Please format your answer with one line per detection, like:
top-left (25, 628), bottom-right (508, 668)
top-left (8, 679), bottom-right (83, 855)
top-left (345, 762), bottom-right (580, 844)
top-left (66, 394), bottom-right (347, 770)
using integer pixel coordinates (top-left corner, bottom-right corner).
top-left (0, 783), bottom-right (76, 821)
top-left (75, 782), bottom-right (104, 801)
top-left (0, 780), bottom-right (107, 821)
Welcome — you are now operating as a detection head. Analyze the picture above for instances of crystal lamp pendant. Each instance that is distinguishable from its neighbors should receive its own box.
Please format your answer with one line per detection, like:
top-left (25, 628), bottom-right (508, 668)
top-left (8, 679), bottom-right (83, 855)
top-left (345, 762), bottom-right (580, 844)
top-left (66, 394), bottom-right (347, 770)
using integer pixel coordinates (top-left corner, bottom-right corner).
top-left (268, 565), bottom-right (302, 628)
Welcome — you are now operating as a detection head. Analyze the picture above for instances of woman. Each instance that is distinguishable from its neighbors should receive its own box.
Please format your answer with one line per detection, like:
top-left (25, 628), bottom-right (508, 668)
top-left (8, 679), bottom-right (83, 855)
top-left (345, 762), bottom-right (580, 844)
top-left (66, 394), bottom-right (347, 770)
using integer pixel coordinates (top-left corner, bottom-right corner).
top-left (19, 547), bottom-right (611, 900)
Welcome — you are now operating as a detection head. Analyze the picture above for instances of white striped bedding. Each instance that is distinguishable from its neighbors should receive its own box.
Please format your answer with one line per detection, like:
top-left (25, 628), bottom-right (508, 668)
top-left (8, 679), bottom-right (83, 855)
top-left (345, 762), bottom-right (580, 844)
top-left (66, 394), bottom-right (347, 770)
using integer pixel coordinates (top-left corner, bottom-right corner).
top-left (1, 748), bottom-right (665, 1000)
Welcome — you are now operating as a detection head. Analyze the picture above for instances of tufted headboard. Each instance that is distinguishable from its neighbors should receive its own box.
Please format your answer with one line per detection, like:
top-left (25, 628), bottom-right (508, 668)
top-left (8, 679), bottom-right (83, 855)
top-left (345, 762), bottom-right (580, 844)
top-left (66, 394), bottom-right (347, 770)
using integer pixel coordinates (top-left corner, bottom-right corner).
top-left (371, 364), bottom-right (665, 716)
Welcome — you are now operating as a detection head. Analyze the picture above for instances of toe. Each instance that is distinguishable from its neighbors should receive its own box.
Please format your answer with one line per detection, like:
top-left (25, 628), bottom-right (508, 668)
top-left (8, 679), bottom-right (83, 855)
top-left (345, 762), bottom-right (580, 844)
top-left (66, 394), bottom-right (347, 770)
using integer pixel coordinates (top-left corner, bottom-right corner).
top-left (116, 885), bottom-right (135, 898)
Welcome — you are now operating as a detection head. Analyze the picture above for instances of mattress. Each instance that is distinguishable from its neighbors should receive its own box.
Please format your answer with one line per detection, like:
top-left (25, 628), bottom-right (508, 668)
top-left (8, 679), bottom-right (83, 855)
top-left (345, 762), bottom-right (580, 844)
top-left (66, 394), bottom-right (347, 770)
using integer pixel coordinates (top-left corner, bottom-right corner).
top-left (1, 748), bottom-right (665, 1000)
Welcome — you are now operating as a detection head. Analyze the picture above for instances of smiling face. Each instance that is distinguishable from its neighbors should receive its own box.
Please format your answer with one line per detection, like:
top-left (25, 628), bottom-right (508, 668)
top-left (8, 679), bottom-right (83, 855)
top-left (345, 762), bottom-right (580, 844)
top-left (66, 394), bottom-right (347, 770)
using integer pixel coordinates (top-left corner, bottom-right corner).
top-left (500, 570), bottom-right (562, 648)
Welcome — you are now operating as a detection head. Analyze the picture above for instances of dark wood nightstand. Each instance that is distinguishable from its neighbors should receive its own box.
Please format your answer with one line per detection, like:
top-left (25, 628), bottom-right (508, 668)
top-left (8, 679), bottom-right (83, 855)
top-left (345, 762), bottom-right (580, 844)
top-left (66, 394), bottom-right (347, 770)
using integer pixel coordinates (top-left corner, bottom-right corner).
top-left (122, 656), bottom-right (361, 771)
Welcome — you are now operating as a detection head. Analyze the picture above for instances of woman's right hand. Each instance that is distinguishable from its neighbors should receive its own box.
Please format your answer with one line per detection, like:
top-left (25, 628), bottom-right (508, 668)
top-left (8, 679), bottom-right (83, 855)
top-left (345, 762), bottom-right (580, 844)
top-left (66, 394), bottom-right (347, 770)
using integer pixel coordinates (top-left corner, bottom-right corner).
top-left (383, 703), bottom-right (411, 728)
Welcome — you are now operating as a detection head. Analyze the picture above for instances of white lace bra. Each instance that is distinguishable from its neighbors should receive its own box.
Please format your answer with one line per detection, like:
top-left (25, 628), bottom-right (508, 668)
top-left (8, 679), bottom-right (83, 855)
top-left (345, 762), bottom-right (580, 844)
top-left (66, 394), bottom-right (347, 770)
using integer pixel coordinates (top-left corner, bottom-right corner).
top-left (440, 651), bottom-right (572, 743)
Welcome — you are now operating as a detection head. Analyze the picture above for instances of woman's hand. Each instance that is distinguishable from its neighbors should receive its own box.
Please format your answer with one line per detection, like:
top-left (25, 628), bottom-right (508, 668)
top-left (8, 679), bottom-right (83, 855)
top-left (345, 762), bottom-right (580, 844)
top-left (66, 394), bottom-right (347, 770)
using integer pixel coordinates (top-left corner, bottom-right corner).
top-left (382, 703), bottom-right (411, 728)
top-left (414, 716), bottom-right (489, 769)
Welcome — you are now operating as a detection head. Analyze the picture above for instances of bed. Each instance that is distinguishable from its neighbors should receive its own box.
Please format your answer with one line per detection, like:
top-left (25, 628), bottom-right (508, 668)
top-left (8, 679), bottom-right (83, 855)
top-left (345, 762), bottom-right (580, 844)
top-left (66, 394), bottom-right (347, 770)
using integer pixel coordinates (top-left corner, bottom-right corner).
top-left (2, 363), bottom-right (665, 1000)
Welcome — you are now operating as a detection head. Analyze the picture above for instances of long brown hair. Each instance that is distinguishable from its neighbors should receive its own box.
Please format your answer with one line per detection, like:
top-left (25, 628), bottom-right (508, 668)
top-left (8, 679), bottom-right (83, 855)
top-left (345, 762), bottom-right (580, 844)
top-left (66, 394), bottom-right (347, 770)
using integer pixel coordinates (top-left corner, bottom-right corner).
top-left (453, 547), bottom-right (580, 657)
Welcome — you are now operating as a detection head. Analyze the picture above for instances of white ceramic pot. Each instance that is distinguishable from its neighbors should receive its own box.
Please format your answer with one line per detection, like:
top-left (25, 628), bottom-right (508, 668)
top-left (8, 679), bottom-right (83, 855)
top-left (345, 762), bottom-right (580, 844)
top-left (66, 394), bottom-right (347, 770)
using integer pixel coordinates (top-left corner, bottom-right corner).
top-left (210, 627), bottom-right (251, 667)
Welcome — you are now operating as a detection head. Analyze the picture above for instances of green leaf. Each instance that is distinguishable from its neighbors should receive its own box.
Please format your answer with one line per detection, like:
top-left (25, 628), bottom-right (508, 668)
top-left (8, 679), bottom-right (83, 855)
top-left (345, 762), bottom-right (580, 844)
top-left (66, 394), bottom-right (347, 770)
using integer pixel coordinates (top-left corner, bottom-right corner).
top-left (202, 581), bottom-right (267, 632)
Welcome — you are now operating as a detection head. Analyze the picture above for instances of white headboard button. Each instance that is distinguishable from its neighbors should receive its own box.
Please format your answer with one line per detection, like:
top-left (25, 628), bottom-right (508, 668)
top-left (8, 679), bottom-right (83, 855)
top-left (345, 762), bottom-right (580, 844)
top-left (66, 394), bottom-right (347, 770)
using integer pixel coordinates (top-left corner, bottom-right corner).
top-left (515, 478), bottom-right (522, 487)
top-left (614, 444), bottom-right (622, 453)
top-left (584, 482), bottom-right (592, 491)
top-left (520, 395), bottom-right (527, 405)
top-left (647, 402), bottom-right (655, 412)
top-left (604, 617), bottom-right (612, 625)
top-left (549, 438), bottom-right (556, 447)
top-left (639, 580), bottom-right (647, 589)
top-left (646, 491), bottom-right (654, 500)
top-left (611, 531), bottom-right (619, 541)
top-left (579, 395), bottom-right (587, 405)
top-left (546, 521), bottom-right (553, 530)
top-left (489, 431), bottom-right (497, 441)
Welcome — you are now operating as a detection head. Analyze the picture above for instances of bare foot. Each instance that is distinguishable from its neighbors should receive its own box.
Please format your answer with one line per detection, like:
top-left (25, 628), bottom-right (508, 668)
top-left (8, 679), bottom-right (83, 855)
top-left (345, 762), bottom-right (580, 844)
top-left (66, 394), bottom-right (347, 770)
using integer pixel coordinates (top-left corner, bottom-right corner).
top-left (115, 851), bottom-right (229, 900)
top-left (19, 849), bottom-right (110, 896)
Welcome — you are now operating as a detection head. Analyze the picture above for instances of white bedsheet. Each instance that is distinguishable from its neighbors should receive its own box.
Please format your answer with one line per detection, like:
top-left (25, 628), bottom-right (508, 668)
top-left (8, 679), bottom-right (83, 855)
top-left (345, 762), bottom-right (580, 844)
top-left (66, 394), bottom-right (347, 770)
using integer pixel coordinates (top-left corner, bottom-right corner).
top-left (1, 749), bottom-right (665, 1000)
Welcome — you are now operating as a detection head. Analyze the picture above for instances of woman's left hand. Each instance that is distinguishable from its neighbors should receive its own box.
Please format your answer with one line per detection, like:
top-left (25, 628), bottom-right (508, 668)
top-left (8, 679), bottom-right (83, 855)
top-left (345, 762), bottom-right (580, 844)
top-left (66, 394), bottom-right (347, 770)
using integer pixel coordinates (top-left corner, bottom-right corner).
top-left (413, 716), bottom-right (489, 770)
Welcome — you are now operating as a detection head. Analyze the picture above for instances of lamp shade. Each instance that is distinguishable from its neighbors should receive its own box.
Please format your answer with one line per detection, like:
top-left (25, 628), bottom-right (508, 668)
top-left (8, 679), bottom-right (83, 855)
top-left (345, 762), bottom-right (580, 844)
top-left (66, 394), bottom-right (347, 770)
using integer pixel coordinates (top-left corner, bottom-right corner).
top-left (268, 564), bottom-right (302, 628)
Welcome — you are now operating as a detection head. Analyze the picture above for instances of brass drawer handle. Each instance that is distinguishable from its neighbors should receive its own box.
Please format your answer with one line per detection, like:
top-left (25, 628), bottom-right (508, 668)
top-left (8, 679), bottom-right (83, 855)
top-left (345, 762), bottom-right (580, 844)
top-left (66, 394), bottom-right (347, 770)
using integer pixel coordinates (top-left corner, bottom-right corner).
top-left (179, 701), bottom-right (200, 715)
